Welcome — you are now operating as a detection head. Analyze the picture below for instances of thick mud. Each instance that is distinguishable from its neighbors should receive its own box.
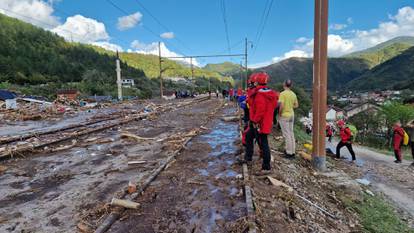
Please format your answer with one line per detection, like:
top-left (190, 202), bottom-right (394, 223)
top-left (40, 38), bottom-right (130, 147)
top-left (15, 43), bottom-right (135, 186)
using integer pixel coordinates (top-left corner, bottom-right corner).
top-left (108, 108), bottom-right (247, 233)
top-left (0, 98), bottom-right (220, 233)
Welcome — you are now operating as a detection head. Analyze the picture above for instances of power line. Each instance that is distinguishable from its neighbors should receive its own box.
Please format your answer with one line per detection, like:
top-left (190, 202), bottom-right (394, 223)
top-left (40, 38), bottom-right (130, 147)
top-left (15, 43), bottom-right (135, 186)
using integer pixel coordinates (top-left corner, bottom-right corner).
top-left (132, 0), bottom-right (193, 53)
top-left (253, 0), bottom-right (270, 45)
top-left (105, 0), bottom-right (187, 56)
top-left (220, 0), bottom-right (231, 54)
top-left (252, 0), bottom-right (275, 55)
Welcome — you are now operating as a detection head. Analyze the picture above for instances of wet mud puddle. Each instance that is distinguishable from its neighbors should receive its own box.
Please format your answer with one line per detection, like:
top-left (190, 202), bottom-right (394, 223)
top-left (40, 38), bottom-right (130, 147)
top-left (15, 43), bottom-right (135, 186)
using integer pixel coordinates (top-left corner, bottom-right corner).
top-left (109, 118), bottom-right (246, 233)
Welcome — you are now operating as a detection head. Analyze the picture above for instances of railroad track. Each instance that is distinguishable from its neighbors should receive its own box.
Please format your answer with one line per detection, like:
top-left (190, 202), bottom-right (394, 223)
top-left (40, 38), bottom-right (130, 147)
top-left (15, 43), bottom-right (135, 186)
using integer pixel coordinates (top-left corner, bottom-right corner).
top-left (0, 96), bottom-right (210, 160)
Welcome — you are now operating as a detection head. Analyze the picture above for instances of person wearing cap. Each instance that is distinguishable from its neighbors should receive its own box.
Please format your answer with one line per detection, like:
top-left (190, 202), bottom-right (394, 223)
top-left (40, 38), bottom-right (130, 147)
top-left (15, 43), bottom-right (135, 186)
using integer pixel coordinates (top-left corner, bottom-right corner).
top-left (278, 79), bottom-right (298, 158)
top-left (250, 72), bottom-right (279, 173)
top-left (336, 120), bottom-right (356, 161)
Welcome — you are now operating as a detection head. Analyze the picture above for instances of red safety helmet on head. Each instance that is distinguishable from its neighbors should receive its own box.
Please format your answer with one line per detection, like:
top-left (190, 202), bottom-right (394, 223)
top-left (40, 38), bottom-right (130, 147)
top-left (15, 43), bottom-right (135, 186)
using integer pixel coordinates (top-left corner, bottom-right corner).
top-left (255, 72), bottom-right (270, 85)
top-left (248, 73), bottom-right (257, 84)
top-left (337, 120), bottom-right (345, 127)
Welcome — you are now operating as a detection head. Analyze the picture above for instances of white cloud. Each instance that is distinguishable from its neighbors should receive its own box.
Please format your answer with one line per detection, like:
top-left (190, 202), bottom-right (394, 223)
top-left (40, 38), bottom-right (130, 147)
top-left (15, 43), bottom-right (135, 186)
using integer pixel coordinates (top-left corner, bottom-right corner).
top-left (296, 37), bottom-right (311, 43)
top-left (52, 14), bottom-right (109, 43)
top-left (0, 0), bottom-right (60, 28)
top-left (253, 6), bottom-right (414, 68)
top-left (160, 32), bottom-right (175, 39)
top-left (130, 40), bottom-right (199, 66)
top-left (352, 6), bottom-right (414, 50)
top-left (330, 23), bottom-right (347, 31)
top-left (92, 41), bottom-right (123, 52)
top-left (117, 12), bottom-right (142, 31)
top-left (347, 17), bottom-right (354, 24)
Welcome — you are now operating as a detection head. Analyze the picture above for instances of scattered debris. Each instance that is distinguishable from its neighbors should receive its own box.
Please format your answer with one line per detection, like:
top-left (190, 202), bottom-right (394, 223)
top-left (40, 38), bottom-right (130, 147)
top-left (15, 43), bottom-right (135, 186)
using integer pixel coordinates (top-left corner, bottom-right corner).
top-left (120, 132), bottom-right (156, 141)
top-left (127, 160), bottom-right (147, 165)
top-left (110, 198), bottom-right (140, 209)
top-left (267, 176), bottom-right (293, 192)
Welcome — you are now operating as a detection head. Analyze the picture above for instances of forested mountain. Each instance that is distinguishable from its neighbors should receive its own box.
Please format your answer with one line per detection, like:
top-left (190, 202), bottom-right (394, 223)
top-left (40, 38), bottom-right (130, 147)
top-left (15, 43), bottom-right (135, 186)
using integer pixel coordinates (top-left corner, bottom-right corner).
top-left (0, 13), bottom-right (229, 99)
top-left (344, 36), bottom-right (414, 67)
top-left (254, 57), bottom-right (370, 91)
top-left (346, 46), bottom-right (414, 91)
top-left (203, 62), bottom-right (240, 76)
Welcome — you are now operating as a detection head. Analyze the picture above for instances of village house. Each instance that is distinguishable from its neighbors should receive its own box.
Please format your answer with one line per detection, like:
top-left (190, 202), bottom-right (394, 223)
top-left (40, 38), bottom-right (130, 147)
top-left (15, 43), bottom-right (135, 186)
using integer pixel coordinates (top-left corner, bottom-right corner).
top-left (308, 105), bottom-right (345, 121)
top-left (122, 79), bottom-right (135, 87)
top-left (344, 102), bottom-right (379, 118)
top-left (0, 90), bottom-right (18, 109)
top-left (56, 89), bottom-right (79, 101)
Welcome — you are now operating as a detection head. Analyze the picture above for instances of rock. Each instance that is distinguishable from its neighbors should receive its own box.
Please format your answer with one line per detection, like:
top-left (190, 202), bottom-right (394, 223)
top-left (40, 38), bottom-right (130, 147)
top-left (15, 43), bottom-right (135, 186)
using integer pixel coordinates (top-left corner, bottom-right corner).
top-left (365, 189), bottom-right (375, 196)
top-left (355, 178), bottom-right (371, 186)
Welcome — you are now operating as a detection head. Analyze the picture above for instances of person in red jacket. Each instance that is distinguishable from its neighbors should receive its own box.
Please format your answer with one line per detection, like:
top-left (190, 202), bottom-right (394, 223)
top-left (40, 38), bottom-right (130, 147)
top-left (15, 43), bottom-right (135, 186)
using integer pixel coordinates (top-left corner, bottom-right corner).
top-left (242, 74), bottom-right (259, 163)
top-left (326, 124), bottom-right (333, 143)
top-left (229, 88), bottom-right (234, 101)
top-left (336, 120), bottom-right (356, 161)
top-left (393, 121), bottom-right (405, 163)
top-left (250, 72), bottom-right (279, 172)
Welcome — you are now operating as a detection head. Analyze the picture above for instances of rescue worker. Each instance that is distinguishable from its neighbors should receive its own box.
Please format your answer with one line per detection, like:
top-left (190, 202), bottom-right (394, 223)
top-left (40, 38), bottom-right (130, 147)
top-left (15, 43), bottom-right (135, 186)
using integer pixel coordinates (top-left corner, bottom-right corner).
top-left (326, 124), bottom-right (333, 143)
top-left (229, 88), bottom-right (234, 101)
top-left (336, 120), bottom-right (356, 162)
top-left (237, 87), bottom-right (243, 99)
top-left (393, 121), bottom-right (405, 163)
top-left (250, 72), bottom-right (279, 173)
top-left (242, 74), bottom-right (259, 164)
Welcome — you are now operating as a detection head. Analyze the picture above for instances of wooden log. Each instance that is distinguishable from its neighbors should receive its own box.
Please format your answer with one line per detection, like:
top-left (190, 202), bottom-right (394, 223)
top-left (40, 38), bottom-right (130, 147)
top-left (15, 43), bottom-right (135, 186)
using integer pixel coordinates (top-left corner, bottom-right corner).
top-left (267, 176), bottom-right (293, 192)
top-left (127, 160), bottom-right (147, 165)
top-left (110, 198), bottom-right (140, 209)
top-left (120, 132), bottom-right (155, 141)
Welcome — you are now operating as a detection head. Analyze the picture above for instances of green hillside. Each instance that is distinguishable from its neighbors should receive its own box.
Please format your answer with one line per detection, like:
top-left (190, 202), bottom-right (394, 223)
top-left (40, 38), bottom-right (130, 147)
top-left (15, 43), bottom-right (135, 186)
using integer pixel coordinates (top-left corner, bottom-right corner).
top-left (346, 46), bottom-right (414, 91)
top-left (345, 36), bottom-right (414, 67)
top-left (255, 57), bottom-right (370, 91)
top-left (91, 46), bottom-right (224, 80)
top-left (203, 62), bottom-right (240, 76)
top-left (0, 13), bottom-right (232, 99)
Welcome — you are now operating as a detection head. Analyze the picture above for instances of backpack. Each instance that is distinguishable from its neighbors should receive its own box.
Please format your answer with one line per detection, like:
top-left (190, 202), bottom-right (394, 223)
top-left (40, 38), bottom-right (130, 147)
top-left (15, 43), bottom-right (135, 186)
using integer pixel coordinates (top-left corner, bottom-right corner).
top-left (346, 124), bottom-right (358, 141)
top-left (403, 130), bottom-right (409, 146)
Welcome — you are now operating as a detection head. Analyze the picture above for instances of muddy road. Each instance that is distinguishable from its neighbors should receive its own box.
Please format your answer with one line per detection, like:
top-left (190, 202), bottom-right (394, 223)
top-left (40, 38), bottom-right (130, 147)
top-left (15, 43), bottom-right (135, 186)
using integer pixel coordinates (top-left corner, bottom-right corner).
top-left (109, 107), bottom-right (246, 233)
top-left (327, 140), bottom-right (414, 225)
top-left (0, 97), bottom-right (242, 233)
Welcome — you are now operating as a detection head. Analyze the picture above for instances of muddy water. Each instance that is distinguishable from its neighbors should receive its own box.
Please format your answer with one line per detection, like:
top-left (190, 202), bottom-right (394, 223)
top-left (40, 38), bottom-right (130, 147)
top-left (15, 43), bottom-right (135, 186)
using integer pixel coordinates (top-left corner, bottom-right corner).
top-left (109, 110), bottom-right (246, 233)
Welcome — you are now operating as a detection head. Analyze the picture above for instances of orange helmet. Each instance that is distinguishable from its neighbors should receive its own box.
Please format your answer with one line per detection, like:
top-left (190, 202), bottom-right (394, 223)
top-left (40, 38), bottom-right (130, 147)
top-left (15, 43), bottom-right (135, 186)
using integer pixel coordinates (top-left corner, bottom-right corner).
top-left (255, 72), bottom-right (269, 85)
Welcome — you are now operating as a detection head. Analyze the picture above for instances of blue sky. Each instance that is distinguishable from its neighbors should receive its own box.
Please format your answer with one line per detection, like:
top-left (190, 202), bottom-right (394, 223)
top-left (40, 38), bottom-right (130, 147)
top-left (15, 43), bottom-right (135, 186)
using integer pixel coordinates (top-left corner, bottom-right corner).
top-left (1, 0), bottom-right (414, 67)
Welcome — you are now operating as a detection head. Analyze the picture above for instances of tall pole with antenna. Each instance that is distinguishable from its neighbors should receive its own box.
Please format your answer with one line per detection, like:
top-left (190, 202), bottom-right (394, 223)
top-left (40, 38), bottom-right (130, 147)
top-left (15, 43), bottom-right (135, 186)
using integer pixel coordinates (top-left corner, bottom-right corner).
top-left (244, 38), bottom-right (248, 90)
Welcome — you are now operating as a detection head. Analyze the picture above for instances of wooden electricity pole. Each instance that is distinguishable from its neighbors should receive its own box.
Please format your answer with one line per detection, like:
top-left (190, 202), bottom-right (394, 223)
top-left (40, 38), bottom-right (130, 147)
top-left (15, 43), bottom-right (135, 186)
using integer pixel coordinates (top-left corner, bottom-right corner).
top-left (312, 0), bottom-right (329, 171)
top-left (190, 57), bottom-right (195, 94)
top-left (116, 50), bottom-right (123, 101)
top-left (244, 37), bottom-right (248, 90)
top-left (158, 42), bottom-right (163, 98)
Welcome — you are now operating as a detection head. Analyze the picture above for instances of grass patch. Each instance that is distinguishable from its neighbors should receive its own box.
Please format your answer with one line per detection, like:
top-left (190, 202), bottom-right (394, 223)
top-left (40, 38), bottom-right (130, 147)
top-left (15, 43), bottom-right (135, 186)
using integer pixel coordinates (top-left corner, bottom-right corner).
top-left (343, 193), bottom-right (414, 233)
top-left (294, 124), bottom-right (311, 144)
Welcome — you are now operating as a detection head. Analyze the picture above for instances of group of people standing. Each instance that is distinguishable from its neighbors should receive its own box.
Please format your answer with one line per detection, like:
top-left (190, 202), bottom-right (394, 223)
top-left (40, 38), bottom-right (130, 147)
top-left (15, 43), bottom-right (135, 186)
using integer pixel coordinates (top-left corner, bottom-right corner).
top-left (239, 72), bottom-right (298, 174)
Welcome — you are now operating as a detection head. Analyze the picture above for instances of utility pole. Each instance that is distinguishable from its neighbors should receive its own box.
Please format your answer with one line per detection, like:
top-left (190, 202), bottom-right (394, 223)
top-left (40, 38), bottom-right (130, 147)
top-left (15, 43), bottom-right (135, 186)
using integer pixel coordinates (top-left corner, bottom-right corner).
top-left (158, 42), bottom-right (163, 98)
top-left (312, 0), bottom-right (329, 171)
top-left (190, 57), bottom-right (195, 94)
top-left (116, 50), bottom-right (123, 101)
top-left (244, 37), bottom-right (248, 90)
top-left (240, 61), bottom-right (243, 88)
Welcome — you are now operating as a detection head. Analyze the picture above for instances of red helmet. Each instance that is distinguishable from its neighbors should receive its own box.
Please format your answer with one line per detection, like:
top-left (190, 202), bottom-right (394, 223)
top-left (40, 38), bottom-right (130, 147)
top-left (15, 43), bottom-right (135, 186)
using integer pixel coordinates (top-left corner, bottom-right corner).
top-left (255, 72), bottom-right (269, 85)
top-left (337, 120), bottom-right (345, 127)
top-left (248, 73), bottom-right (257, 84)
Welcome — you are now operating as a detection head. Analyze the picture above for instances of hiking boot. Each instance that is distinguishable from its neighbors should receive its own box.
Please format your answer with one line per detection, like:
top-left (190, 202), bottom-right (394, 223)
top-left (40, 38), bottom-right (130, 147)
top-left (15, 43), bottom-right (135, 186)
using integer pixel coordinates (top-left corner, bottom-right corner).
top-left (394, 160), bottom-right (402, 164)
top-left (284, 153), bottom-right (295, 159)
top-left (254, 169), bottom-right (272, 176)
top-left (411, 162), bottom-right (414, 166)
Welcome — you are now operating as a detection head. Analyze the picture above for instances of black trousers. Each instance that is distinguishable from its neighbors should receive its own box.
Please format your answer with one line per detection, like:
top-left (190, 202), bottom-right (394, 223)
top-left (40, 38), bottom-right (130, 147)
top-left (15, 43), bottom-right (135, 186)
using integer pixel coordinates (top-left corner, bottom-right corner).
top-left (259, 133), bottom-right (271, 170)
top-left (244, 124), bottom-right (256, 162)
top-left (336, 141), bottom-right (356, 160)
